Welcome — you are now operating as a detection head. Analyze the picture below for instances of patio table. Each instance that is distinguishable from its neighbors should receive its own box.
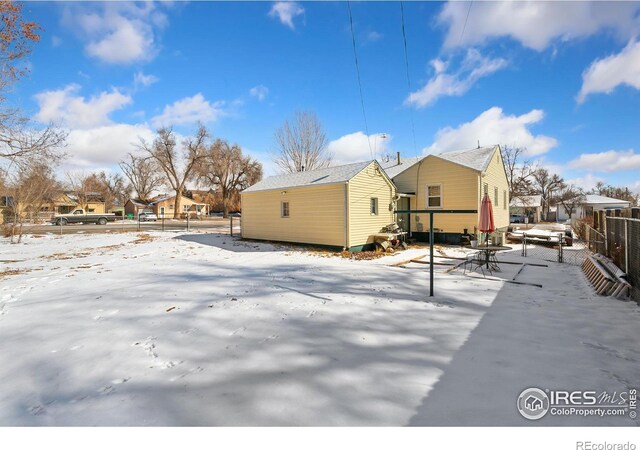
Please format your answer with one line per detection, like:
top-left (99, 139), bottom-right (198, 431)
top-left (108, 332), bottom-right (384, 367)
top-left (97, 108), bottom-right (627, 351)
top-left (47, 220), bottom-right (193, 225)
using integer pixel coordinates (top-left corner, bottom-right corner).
top-left (465, 245), bottom-right (511, 271)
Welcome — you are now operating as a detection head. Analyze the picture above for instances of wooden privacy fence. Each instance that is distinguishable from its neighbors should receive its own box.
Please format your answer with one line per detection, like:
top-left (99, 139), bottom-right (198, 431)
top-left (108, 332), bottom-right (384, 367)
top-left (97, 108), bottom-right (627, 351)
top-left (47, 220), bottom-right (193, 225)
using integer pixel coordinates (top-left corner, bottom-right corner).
top-left (591, 208), bottom-right (640, 303)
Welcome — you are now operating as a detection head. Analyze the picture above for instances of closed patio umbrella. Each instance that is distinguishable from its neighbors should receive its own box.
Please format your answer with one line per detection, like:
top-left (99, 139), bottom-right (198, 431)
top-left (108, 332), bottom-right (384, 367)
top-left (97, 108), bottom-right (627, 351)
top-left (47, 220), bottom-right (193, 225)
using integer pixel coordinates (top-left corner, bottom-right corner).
top-left (479, 193), bottom-right (495, 246)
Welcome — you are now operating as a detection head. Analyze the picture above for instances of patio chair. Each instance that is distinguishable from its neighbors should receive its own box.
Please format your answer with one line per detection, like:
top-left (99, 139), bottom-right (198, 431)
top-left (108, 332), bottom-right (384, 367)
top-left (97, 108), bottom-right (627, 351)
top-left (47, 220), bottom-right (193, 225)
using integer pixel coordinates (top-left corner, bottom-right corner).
top-left (463, 251), bottom-right (487, 277)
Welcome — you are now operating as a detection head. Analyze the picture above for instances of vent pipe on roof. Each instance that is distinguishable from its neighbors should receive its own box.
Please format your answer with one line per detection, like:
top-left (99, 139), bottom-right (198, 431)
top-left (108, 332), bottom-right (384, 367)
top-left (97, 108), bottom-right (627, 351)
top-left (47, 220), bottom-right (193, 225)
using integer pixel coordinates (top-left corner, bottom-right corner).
top-left (477, 140), bottom-right (480, 149)
top-left (397, 151), bottom-right (401, 165)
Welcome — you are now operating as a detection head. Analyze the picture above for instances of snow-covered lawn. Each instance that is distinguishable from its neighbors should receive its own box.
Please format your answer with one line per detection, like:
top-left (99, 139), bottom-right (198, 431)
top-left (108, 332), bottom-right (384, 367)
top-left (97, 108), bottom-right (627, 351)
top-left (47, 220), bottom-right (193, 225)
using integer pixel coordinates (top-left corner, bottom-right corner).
top-left (1, 232), bottom-right (638, 426)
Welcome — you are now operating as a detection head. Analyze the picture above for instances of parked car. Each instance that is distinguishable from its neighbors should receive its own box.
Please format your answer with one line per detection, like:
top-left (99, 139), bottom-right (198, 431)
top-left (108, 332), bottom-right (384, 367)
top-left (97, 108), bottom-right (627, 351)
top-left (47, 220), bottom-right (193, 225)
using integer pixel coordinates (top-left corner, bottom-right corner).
top-left (138, 211), bottom-right (158, 222)
top-left (51, 209), bottom-right (116, 226)
top-left (510, 214), bottom-right (525, 223)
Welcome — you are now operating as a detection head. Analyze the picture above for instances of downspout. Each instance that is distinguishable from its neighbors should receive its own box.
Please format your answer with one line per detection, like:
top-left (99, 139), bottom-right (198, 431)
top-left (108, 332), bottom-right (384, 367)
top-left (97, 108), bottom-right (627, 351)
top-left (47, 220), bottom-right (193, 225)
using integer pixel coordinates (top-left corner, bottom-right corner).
top-left (344, 182), bottom-right (350, 251)
top-left (413, 159), bottom-right (425, 238)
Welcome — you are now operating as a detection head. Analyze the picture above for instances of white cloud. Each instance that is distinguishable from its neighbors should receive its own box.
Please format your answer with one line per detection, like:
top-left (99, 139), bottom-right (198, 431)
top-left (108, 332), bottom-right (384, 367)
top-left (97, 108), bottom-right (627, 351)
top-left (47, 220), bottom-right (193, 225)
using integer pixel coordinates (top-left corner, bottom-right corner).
top-left (577, 40), bottom-right (640, 103)
top-left (151, 93), bottom-right (226, 129)
top-left (569, 149), bottom-right (640, 173)
top-left (64, 124), bottom-right (155, 168)
top-left (564, 173), bottom-right (606, 192)
top-left (249, 85), bottom-right (269, 101)
top-left (438, 1), bottom-right (640, 51)
top-left (425, 107), bottom-right (557, 156)
top-left (406, 49), bottom-right (507, 108)
top-left (326, 132), bottom-right (392, 165)
top-left (67, 3), bottom-right (167, 64)
top-left (364, 31), bottom-right (383, 44)
top-left (268, 2), bottom-right (304, 30)
top-left (134, 71), bottom-right (159, 89)
top-left (34, 84), bottom-right (132, 129)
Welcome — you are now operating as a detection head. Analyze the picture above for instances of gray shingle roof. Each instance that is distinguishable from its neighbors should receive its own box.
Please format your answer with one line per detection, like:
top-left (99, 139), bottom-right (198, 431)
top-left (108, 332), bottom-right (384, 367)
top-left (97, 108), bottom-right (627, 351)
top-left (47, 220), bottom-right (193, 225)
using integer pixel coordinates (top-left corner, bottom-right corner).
top-left (433, 145), bottom-right (498, 172)
top-left (243, 161), bottom-right (374, 193)
top-left (378, 145), bottom-right (499, 179)
top-left (379, 156), bottom-right (425, 179)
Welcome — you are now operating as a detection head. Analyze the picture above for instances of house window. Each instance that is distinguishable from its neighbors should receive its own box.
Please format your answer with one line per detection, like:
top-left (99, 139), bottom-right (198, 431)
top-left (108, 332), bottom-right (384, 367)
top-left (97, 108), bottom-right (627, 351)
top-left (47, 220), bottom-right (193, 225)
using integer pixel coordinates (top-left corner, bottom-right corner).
top-left (426, 184), bottom-right (442, 208)
top-left (183, 204), bottom-right (190, 212)
top-left (87, 208), bottom-right (95, 213)
top-left (494, 187), bottom-right (499, 206)
top-left (281, 201), bottom-right (290, 218)
top-left (370, 197), bottom-right (378, 215)
top-left (503, 191), bottom-right (507, 210)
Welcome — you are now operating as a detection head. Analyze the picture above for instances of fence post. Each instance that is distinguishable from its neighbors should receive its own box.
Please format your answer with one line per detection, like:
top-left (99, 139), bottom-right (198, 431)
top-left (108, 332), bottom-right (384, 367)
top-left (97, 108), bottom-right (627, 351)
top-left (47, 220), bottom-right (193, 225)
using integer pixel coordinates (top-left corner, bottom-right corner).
top-left (558, 233), bottom-right (563, 263)
top-left (162, 216), bottom-right (165, 232)
top-left (624, 219), bottom-right (629, 274)
top-left (230, 216), bottom-right (233, 237)
top-left (187, 212), bottom-right (190, 232)
top-left (522, 234), bottom-right (527, 257)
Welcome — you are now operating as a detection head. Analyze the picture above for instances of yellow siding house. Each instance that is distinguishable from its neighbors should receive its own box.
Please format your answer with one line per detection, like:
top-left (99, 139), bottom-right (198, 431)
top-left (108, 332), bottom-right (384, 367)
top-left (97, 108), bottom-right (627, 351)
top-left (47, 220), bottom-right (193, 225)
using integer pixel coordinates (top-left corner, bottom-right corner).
top-left (241, 161), bottom-right (395, 250)
top-left (382, 145), bottom-right (509, 243)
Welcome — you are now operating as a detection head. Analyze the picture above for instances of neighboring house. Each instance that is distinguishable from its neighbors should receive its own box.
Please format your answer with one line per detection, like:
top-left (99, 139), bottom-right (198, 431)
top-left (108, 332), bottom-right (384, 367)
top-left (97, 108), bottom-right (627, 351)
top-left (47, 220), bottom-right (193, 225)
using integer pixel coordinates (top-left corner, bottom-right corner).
top-left (0, 192), bottom-right (106, 223)
top-left (556, 195), bottom-right (631, 221)
top-left (381, 145), bottom-right (510, 243)
top-left (124, 199), bottom-right (154, 218)
top-left (47, 192), bottom-right (106, 214)
top-left (241, 160), bottom-right (395, 251)
top-left (150, 194), bottom-right (209, 218)
top-left (510, 195), bottom-right (542, 223)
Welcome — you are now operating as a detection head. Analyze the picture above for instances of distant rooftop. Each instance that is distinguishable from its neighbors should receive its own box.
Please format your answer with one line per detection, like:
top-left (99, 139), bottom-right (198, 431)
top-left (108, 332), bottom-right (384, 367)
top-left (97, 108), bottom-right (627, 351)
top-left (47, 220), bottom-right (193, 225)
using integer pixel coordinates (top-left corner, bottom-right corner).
top-left (583, 195), bottom-right (630, 205)
top-left (511, 195), bottom-right (542, 208)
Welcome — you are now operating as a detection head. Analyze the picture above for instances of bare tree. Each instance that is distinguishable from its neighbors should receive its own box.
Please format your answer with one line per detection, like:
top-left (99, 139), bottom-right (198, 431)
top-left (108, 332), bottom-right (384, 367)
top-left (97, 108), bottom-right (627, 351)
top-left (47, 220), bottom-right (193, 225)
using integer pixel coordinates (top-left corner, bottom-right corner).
top-left (557, 185), bottom-right (585, 219)
top-left (590, 182), bottom-right (640, 206)
top-left (273, 111), bottom-right (331, 173)
top-left (0, 2), bottom-right (66, 170)
top-left (5, 162), bottom-right (58, 243)
top-left (532, 168), bottom-right (565, 221)
top-left (65, 171), bottom-right (99, 211)
top-left (196, 139), bottom-right (262, 218)
top-left (140, 125), bottom-right (208, 218)
top-left (79, 171), bottom-right (130, 211)
top-left (501, 145), bottom-right (538, 200)
top-left (119, 153), bottom-right (163, 203)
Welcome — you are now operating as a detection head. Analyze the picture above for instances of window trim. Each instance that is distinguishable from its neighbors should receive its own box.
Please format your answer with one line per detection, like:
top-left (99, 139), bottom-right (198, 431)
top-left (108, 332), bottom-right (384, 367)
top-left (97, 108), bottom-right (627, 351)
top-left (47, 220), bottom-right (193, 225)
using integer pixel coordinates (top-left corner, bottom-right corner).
top-left (494, 186), bottom-right (499, 206)
top-left (426, 183), bottom-right (443, 209)
top-left (370, 197), bottom-right (379, 215)
top-left (281, 201), bottom-right (290, 218)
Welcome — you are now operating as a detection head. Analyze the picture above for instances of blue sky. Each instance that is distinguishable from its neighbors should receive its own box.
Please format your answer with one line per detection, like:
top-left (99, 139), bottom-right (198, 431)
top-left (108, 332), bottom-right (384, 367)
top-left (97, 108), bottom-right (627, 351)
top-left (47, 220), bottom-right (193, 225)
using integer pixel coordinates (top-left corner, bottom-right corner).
top-left (10, 1), bottom-right (640, 192)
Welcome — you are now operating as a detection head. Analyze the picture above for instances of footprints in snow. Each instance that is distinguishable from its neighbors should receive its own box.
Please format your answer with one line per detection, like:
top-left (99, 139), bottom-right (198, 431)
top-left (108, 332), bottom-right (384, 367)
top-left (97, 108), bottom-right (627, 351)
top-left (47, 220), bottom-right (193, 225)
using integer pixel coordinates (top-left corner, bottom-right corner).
top-left (132, 336), bottom-right (181, 369)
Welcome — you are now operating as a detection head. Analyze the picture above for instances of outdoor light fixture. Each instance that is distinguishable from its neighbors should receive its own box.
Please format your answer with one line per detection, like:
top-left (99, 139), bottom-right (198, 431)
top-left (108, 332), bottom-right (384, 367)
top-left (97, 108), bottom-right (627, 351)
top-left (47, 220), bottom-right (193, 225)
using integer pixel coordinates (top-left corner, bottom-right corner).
top-left (281, 191), bottom-right (287, 195)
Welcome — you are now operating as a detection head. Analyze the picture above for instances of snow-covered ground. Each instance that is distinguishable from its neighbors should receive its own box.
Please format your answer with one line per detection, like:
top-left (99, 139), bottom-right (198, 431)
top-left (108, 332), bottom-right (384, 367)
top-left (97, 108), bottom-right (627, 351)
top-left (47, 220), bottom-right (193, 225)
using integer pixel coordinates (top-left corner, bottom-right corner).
top-left (0, 231), bottom-right (638, 426)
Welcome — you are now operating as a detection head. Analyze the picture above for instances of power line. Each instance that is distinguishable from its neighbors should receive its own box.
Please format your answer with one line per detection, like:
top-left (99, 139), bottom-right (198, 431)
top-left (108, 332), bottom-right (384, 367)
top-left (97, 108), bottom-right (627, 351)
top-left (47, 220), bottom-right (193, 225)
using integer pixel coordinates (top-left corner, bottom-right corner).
top-left (400, 1), bottom-right (418, 157)
top-left (460, 1), bottom-right (473, 46)
top-left (347, 1), bottom-right (373, 160)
